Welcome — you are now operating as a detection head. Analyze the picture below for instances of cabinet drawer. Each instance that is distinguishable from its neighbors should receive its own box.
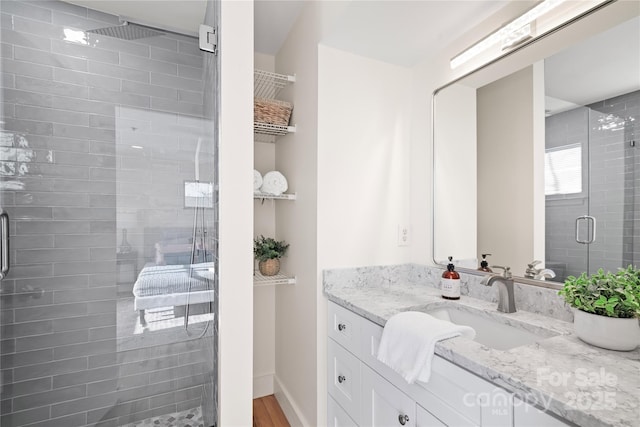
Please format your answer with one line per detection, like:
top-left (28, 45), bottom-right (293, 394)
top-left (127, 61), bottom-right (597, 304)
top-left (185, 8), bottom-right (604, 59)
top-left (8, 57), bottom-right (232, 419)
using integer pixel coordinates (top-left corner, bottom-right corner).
top-left (328, 338), bottom-right (361, 423)
top-left (333, 302), bottom-right (516, 427)
top-left (514, 398), bottom-right (570, 427)
top-left (418, 357), bottom-right (513, 426)
top-left (328, 395), bottom-right (358, 427)
top-left (328, 301), bottom-right (361, 357)
top-left (361, 364), bottom-right (416, 427)
top-left (417, 404), bottom-right (446, 427)
top-left (360, 315), bottom-right (407, 382)
top-left (360, 316), bottom-right (478, 426)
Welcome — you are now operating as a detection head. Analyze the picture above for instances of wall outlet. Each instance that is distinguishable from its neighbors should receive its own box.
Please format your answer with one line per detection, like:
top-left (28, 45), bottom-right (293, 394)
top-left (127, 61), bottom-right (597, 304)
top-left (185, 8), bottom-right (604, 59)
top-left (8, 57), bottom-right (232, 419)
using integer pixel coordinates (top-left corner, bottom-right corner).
top-left (398, 224), bottom-right (410, 246)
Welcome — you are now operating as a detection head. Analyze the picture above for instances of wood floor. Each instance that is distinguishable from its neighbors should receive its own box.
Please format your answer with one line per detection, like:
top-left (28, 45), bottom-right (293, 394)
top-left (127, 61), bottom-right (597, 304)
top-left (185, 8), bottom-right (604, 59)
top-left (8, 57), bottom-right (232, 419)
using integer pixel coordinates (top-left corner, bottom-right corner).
top-left (253, 395), bottom-right (290, 427)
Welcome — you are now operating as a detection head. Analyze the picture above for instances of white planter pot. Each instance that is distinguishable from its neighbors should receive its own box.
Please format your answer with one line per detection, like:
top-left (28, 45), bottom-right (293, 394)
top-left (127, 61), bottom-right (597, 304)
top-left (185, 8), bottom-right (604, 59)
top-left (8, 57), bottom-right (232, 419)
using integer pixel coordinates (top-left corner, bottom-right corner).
top-left (573, 309), bottom-right (640, 351)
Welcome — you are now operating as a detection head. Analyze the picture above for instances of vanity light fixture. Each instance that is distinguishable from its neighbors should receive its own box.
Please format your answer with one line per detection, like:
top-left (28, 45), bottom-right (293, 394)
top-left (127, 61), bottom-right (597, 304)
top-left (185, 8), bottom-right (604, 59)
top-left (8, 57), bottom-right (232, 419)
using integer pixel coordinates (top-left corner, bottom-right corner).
top-left (451, 0), bottom-right (568, 69)
top-left (501, 23), bottom-right (533, 50)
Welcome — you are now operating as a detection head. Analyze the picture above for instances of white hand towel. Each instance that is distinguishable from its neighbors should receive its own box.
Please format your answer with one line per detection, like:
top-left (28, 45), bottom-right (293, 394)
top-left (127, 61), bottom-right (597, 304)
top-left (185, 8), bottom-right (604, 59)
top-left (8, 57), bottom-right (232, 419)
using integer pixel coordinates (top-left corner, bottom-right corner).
top-left (377, 311), bottom-right (476, 384)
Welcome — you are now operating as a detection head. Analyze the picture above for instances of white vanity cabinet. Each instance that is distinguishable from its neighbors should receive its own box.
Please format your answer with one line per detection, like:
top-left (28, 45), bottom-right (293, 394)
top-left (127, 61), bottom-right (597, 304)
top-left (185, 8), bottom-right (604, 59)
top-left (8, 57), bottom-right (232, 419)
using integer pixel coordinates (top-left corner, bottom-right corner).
top-left (327, 301), bottom-right (532, 427)
top-left (513, 399), bottom-right (570, 427)
top-left (328, 395), bottom-right (358, 426)
top-left (361, 363), bottom-right (416, 427)
top-left (417, 404), bottom-right (447, 427)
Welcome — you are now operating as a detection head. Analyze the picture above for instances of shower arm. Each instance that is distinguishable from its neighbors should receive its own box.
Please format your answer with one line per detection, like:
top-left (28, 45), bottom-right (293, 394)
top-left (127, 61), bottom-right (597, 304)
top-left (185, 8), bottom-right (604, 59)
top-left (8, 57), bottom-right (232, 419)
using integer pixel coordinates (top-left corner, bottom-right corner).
top-left (118, 15), bottom-right (198, 38)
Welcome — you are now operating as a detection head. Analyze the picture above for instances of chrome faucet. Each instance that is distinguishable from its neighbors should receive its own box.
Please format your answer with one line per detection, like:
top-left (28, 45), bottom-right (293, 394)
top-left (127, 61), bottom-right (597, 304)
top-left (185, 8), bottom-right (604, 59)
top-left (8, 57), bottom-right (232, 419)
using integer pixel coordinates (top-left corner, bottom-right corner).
top-left (480, 265), bottom-right (516, 313)
top-left (524, 260), bottom-right (556, 280)
top-left (524, 260), bottom-right (541, 279)
top-left (534, 268), bottom-right (556, 280)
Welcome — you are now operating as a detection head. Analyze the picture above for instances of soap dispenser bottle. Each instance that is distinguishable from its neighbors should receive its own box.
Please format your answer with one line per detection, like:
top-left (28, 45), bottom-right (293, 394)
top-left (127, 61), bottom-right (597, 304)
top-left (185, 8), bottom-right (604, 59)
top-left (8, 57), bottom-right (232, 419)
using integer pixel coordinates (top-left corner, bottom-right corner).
top-left (478, 254), bottom-right (493, 272)
top-left (441, 256), bottom-right (461, 300)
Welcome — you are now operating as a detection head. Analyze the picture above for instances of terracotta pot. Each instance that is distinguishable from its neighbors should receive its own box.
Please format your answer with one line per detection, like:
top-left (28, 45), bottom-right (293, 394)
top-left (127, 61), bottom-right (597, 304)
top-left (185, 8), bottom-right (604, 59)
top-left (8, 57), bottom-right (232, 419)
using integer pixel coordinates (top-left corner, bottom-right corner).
top-left (574, 309), bottom-right (640, 351)
top-left (259, 258), bottom-right (280, 276)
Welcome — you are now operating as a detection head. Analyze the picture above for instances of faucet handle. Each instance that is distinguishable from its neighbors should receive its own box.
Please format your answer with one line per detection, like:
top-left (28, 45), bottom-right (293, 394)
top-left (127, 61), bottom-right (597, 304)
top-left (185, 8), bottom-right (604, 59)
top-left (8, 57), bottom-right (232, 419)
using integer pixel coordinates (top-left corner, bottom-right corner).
top-left (492, 265), bottom-right (512, 279)
top-left (524, 260), bottom-right (542, 278)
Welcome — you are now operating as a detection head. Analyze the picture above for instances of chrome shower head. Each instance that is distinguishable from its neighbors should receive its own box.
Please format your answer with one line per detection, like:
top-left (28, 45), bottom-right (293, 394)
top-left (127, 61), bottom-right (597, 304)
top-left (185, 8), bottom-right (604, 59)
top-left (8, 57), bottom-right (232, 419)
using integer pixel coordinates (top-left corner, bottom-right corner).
top-left (86, 21), bottom-right (165, 40)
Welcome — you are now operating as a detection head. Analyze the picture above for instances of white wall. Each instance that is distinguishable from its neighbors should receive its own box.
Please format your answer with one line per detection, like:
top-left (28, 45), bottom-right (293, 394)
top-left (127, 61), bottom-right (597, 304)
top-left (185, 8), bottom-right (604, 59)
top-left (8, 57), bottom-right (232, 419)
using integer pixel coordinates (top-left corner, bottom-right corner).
top-left (315, 47), bottom-right (414, 425)
top-left (318, 45), bottom-right (414, 268)
top-left (218, 1), bottom-right (253, 425)
top-left (253, 52), bottom-right (277, 399)
top-left (273, 3), bottom-right (321, 425)
top-left (272, 3), bottom-right (352, 425)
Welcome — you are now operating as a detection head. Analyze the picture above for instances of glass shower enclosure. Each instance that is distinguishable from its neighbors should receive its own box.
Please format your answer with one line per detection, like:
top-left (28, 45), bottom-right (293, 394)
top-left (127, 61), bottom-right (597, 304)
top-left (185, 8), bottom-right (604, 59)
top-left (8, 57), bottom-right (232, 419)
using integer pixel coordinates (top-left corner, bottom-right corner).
top-left (545, 97), bottom-right (640, 282)
top-left (0, 1), bottom-right (219, 426)
top-left (544, 16), bottom-right (640, 282)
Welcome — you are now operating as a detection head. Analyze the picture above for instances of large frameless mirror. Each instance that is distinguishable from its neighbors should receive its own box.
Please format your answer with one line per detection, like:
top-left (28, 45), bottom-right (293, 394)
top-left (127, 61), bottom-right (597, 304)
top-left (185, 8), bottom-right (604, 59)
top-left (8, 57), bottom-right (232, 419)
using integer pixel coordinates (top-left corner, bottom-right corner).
top-left (433, 1), bottom-right (640, 283)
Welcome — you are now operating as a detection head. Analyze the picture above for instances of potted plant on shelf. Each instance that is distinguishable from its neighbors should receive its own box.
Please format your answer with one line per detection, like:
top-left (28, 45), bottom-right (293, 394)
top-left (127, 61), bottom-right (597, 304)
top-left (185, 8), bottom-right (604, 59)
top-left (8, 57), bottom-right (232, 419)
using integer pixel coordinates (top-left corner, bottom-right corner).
top-left (559, 265), bottom-right (640, 351)
top-left (254, 235), bottom-right (289, 276)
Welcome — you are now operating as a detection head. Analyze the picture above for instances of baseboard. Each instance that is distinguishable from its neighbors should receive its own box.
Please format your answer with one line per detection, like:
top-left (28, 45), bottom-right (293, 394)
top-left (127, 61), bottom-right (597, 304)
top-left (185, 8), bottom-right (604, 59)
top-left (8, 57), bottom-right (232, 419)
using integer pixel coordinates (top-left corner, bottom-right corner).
top-left (253, 373), bottom-right (274, 399)
top-left (273, 375), bottom-right (308, 427)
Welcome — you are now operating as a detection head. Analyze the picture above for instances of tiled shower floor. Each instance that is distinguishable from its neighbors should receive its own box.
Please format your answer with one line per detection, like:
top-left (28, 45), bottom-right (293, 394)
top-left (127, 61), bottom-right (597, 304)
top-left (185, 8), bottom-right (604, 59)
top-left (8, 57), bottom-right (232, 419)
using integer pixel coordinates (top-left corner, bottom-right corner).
top-left (121, 406), bottom-right (204, 427)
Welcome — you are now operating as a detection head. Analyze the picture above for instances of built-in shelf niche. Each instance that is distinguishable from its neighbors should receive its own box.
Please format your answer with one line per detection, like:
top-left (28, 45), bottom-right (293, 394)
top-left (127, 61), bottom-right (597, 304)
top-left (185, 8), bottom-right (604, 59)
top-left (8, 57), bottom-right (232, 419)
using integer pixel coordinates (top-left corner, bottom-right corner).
top-left (253, 68), bottom-right (297, 287)
top-left (253, 270), bottom-right (296, 286)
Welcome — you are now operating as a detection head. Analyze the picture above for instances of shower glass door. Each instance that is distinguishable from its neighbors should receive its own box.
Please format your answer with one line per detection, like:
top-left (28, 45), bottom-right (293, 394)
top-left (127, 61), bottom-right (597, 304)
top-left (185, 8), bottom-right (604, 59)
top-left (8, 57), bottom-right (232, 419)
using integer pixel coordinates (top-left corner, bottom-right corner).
top-left (544, 15), bottom-right (640, 282)
top-left (545, 94), bottom-right (640, 281)
top-left (0, 1), bottom-right (218, 426)
top-left (586, 96), bottom-right (639, 275)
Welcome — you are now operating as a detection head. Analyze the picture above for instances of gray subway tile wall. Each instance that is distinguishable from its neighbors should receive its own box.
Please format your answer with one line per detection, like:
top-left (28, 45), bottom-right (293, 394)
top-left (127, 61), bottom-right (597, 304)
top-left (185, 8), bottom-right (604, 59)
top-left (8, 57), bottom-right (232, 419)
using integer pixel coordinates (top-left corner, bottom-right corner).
top-left (1, 1), bottom-right (216, 426)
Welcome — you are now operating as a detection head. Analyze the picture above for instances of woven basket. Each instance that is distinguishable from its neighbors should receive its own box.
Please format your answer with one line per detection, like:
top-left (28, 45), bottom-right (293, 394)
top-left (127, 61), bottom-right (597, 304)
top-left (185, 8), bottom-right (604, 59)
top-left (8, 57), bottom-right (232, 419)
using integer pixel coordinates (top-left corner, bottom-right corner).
top-left (254, 98), bottom-right (292, 126)
top-left (259, 259), bottom-right (280, 276)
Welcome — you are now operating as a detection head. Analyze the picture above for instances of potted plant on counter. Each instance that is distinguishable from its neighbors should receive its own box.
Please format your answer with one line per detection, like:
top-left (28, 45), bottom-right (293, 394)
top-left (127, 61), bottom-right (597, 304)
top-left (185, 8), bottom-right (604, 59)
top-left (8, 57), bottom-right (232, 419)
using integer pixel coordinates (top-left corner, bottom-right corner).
top-left (559, 265), bottom-right (640, 351)
top-left (254, 235), bottom-right (289, 276)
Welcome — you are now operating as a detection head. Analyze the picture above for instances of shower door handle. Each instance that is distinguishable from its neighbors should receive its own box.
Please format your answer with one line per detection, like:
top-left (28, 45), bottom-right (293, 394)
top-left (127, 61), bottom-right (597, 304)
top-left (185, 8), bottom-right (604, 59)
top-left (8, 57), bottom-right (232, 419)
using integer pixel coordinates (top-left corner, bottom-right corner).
top-left (575, 215), bottom-right (596, 244)
top-left (0, 210), bottom-right (9, 279)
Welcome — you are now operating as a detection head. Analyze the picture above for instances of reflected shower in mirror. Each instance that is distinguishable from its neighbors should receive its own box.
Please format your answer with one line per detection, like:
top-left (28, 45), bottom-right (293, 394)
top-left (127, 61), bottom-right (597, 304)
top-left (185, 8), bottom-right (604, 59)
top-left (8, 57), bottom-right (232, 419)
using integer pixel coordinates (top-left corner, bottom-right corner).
top-left (543, 17), bottom-right (639, 282)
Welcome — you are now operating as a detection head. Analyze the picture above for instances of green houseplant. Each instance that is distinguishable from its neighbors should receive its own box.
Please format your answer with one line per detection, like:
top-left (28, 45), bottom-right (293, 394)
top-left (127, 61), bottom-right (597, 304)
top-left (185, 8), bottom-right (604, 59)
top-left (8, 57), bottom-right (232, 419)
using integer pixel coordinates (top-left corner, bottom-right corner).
top-left (559, 265), bottom-right (640, 351)
top-left (254, 235), bottom-right (289, 276)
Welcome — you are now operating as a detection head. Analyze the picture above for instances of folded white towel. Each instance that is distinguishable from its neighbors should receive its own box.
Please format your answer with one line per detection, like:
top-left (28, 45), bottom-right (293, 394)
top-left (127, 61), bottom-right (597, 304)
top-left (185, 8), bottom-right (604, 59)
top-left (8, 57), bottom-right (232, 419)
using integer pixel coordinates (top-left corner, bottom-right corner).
top-left (377, 311), bottom-right (476, 384)
top-left (253, 170), bottom-right (263, 191)
top-left (260, 171), bottom-right (288, 195)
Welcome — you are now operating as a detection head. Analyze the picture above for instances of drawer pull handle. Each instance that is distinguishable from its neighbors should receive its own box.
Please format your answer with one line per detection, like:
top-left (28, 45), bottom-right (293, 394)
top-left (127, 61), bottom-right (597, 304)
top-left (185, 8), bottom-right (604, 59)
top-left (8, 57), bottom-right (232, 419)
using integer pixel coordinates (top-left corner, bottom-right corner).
top-left (337, 375), bottom-right (346, 384)
top-left (338, 323), bottom-right (346, 331)
top-left (398, 414), bottom-right (409, 425)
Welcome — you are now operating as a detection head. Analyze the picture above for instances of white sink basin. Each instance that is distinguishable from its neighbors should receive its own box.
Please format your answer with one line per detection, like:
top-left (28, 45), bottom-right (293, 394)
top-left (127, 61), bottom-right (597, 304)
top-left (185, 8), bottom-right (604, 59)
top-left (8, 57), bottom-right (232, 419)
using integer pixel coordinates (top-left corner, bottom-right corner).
top-left (422, 305), bottom-right (558, 350)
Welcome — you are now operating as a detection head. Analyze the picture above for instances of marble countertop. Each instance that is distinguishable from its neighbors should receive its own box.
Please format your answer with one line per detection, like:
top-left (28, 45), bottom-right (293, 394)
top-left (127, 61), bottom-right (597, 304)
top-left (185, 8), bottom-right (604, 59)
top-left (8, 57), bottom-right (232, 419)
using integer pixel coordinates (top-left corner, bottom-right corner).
top-left (324, 273), bottom-right (640, 427)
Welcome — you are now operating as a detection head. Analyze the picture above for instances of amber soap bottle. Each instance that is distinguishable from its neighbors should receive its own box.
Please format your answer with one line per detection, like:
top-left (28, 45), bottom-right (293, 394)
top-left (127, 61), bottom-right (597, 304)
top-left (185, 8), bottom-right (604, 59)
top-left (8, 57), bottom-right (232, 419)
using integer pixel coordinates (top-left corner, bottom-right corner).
top-left (441, 256), bottom-right (461, 300)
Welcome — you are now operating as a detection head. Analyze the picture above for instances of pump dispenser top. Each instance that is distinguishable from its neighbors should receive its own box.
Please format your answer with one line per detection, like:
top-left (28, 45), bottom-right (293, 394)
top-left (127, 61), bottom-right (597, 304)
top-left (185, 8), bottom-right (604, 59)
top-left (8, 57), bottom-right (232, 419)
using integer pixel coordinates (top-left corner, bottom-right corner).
top-left (444, 257), bottom-right (458, 276)
top-left (478, 254), bottom-right (492, 272)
